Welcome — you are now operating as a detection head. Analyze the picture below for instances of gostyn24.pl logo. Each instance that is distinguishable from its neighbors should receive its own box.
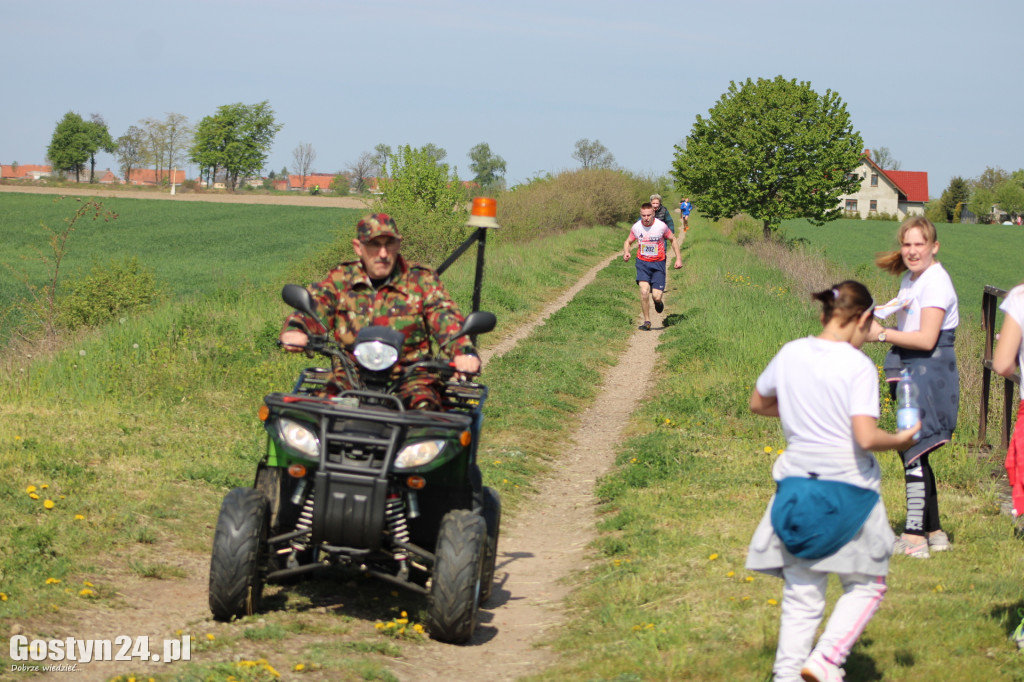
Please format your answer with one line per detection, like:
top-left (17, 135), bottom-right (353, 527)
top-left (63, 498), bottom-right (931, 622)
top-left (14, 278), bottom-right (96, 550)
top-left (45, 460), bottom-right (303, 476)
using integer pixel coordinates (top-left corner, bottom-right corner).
top-left (9, 635), bottom-right (191, 668)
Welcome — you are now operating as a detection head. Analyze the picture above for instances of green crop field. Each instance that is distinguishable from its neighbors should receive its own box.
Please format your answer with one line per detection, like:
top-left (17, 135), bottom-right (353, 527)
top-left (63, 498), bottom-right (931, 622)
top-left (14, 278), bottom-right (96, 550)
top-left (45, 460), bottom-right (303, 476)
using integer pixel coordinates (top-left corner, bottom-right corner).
top-left (779, 217), bottom-right (1024, 317)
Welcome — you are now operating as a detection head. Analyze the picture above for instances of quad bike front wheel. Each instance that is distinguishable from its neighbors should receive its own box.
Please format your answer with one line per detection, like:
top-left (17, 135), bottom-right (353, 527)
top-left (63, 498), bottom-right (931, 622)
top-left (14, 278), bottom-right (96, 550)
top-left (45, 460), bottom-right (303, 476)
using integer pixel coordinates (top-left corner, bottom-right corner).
top-left (209, 487), bottom-right (269, 621)
top-left (480, 486), bottom-right (501, 603)
top-left (427, 509), bottom-right (486, 643)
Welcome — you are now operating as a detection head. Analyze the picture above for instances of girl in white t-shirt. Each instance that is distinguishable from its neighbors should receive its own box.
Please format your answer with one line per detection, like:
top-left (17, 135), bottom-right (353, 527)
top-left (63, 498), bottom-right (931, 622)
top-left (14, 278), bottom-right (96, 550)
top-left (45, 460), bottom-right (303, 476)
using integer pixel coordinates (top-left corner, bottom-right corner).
top-left (748, 280), bottom-right (919, 682)
top-left (871, 216), bottom-right (959, 559)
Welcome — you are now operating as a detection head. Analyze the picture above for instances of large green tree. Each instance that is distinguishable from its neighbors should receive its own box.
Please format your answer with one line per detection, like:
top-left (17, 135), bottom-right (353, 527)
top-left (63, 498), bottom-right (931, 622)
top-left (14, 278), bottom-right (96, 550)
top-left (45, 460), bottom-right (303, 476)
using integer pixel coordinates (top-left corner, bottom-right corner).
top-left (47, 112), bottom-right (92, 182)
top-left (939, 176), bottom-right (970, 222)
top-left (374, 144), bottom-right (467, 264)
top-left (467, 142), bottom-right (507, 189)
top-left (85, 115), bottom-right (116, 183)
top-left (115, 125), bottom-right (146, 184)
top-left (672, 76), bottom-right (864, 239)
top-left (189, 101), bottom-right (282, 191)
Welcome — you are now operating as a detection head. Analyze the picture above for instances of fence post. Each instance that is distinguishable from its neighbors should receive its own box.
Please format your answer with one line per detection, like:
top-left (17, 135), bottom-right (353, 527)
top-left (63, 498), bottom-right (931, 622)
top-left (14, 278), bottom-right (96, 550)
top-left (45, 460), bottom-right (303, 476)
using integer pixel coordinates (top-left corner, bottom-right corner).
top-left (979, 285), bottom-right (1020, 451)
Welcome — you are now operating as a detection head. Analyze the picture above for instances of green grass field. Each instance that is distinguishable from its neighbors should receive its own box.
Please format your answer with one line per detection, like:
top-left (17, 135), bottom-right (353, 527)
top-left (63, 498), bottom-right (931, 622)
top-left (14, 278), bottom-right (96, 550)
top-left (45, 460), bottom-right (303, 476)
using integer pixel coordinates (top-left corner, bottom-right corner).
top-left (778, 217), bottom-right (1024, 316)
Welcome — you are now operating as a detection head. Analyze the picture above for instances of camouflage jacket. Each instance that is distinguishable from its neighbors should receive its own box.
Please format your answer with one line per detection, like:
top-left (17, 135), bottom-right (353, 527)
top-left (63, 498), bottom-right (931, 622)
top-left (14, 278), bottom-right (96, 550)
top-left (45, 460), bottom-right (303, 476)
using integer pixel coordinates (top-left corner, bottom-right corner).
top-left (282, 255), bottom-right (475, 364)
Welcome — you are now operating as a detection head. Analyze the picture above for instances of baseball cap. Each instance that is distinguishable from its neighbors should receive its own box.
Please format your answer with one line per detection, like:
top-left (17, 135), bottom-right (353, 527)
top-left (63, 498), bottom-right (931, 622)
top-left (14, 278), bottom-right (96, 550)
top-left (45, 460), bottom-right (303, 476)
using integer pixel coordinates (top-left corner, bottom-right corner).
top-left (356, 213), bottom-right (401, 242)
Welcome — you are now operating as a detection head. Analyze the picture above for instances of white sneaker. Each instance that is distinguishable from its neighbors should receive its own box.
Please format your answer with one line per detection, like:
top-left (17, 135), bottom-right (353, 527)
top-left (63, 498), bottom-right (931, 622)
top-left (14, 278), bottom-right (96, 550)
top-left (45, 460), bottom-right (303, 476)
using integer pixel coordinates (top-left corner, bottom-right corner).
top-left (800, 650), bottom-right (845, 682)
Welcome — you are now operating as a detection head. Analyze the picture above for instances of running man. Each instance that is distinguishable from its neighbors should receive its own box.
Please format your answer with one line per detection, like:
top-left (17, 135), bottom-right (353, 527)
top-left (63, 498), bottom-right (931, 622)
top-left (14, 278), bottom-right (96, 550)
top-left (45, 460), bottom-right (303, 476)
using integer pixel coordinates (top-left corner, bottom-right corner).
top-left (679, 197), bottom-right (693, 232)
top-left (623, 202), bottom-right (682, 330)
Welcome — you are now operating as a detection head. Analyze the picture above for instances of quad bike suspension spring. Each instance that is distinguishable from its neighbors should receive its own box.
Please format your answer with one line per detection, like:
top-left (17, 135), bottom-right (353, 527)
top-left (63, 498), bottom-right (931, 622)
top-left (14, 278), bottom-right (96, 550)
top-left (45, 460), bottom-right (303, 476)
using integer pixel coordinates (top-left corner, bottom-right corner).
top-left (290, 483), bottom-right (316, 555)
top-left (385, 493), bottom-right (410, 575)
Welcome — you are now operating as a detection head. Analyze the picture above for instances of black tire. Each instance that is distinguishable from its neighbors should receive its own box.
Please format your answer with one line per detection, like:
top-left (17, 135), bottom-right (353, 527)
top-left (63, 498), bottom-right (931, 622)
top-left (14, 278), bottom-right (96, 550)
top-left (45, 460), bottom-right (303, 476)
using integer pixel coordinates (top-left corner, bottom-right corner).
top-left (480, 486), bottom-right (501, 603)
top-left (427, 509), bottom-right (486, 643)
top-left (209, 487), bottom-right (269, 621)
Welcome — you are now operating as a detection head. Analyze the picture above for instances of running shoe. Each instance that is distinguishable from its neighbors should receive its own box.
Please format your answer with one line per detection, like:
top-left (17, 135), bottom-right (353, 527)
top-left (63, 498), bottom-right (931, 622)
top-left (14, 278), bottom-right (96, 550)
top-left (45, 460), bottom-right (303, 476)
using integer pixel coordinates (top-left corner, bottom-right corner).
top-left (638, 321), bottom-right (652, 331)
top-left (1012, 608), bottom-right (1024, 650)
top-left (800, 650), bottom-right (845, 682)
top-left (893, 536), bottom-right (930, 559)
top-left (654, 299), bottom-right (664, 314)
top-left (928, 530), bottom-right (951, 552)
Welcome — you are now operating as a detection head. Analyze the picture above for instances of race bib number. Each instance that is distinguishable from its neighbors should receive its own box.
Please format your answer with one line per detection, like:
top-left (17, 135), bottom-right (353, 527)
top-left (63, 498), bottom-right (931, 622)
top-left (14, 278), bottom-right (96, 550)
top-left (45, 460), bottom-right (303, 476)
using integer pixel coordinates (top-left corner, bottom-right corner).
top-left (640, 242), bottom-right (659, 257)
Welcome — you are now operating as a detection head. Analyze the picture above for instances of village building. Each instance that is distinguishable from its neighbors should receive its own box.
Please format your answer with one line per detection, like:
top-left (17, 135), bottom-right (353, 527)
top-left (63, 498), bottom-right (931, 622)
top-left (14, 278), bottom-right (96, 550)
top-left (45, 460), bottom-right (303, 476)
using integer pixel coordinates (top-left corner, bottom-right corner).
top-left (838, 150), bottom-right (929, 220)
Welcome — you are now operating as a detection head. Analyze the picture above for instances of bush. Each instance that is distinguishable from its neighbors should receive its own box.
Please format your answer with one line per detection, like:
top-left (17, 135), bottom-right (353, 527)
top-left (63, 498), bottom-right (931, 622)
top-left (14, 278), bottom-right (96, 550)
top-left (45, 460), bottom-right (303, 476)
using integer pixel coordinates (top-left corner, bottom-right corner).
top-left (496, 169), bottom-right (658, 242)
top-left (57, 257), bottom-right (161, 330)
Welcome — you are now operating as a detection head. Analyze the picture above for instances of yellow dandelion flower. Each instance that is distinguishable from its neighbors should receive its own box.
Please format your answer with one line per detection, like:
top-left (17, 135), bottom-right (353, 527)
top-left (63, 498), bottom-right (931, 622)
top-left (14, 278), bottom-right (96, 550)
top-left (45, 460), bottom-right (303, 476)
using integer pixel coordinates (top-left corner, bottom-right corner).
top-left (79, 588), bottom-right (95, 597)
top-left (763, 446), bottom-right (773, 454)
top-left (776, 449), bottom-right (784, 455)
top-left (613, 559), bottom-right (622, 566)
top-left (503, 478), bottom-right (508, 484)
top-left (45, 578), bottom-right (61, 585)
top-left (413, 623), bottom-right (424, 633)
top-left (644, 623), bottom-right (655, 630)
top-left (375, 622), bottom-right (385, 630)
top-left (385, 622), bottom-right (396, 629)
top-left (726, 571), bottom-right (735, 578)
top-left (933, 584), bottom-right (944, 593)
top-left (493, 460), bottom-right (502, 465)
top-left (0, 592), bottom-right (8, 601)
top-left (767, 599), bottom-right (778, 606)
top-left (397, 618), bottom-right (408, 625)
top-left (709, 553), bottom-right (719, 561)
top-left (630, 457), bottom-right (638, 464)
top-left (398, 627), bottom-right (406, 635)
top-left (205, 633), bottom-right (215, 641)
top-left (82, 581), bottom-right (94, 587)
top-left (745, 576), bottom-right (754, 582)
top-left (175, 630), bottom-right (183, 636)
top-left (293, 663), bottom-right (306, 671)
top-left (40, 484), bottom-right (48, 489)
top-left (29, 493), bottom-right (39, 500)
top-left (74, 514), bottom-right (85, 520)
top-left (43, 499), bottom-right (55, 510)
top-left (26, 485), bottom-right (37, 494)
top-left (400, 610), bottom-right (407, 618)
top-left (741, 596), bottom-right (750, 601)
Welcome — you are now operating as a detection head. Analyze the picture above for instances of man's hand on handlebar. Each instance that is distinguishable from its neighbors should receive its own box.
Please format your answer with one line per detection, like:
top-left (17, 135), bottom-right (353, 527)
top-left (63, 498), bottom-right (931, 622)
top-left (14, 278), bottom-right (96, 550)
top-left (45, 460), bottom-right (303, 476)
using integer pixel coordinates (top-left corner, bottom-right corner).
top-left (279, 329), bottom-right (308, 352)
top-left (452, 354), bottom-right (481, 375)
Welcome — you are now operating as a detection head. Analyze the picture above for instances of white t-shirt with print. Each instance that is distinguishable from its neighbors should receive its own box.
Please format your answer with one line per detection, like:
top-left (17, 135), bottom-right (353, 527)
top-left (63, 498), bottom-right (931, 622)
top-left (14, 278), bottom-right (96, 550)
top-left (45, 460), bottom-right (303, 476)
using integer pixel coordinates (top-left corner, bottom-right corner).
top-left (896, 262), bottom-right (959, 333)
top-left (1000, 284), bottom-right (1024, 373)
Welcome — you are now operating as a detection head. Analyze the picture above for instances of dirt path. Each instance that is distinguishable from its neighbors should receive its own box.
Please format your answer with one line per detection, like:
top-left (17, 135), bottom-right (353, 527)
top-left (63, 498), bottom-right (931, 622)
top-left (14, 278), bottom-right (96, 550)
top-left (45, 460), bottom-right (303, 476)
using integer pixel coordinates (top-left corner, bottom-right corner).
top-left (400, 275), bottom-right (666, 681)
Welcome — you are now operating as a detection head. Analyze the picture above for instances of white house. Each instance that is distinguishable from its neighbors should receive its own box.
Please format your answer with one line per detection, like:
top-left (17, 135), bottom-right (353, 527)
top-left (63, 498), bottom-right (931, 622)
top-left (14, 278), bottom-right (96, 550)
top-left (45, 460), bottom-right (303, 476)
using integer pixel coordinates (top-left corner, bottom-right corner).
top-left (838, 150), bottom-right (929, 219)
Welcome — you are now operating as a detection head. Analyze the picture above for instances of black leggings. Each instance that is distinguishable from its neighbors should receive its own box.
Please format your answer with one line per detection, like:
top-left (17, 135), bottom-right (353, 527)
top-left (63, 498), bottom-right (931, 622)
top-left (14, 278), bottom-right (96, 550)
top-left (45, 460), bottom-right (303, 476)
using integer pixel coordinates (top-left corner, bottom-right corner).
top-left (903, 452), bottom-right (941, 536)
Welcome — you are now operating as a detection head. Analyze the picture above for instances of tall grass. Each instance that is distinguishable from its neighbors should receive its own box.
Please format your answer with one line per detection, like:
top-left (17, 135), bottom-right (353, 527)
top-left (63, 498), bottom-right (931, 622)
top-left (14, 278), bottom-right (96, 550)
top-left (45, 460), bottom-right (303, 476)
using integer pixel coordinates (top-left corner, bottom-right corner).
top-left (532, 219), bottom-right (1022, 681)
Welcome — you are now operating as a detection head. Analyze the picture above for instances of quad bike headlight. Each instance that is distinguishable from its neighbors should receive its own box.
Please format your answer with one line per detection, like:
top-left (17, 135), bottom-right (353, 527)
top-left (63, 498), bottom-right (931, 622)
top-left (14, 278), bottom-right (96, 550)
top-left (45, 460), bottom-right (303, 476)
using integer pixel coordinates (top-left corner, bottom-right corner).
top-left (394, 440), bottom-right (446, 469)
top-left (354, 340), bottom-right (400, 372)
top-left (277, 418), bottom-right (320, 460)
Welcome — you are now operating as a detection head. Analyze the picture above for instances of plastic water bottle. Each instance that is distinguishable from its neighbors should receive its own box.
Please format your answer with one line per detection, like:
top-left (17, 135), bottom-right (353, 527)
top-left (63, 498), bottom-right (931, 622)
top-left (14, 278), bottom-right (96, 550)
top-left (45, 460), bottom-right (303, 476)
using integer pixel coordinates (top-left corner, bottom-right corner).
top-left (896, 369), bottom-right (921, 441)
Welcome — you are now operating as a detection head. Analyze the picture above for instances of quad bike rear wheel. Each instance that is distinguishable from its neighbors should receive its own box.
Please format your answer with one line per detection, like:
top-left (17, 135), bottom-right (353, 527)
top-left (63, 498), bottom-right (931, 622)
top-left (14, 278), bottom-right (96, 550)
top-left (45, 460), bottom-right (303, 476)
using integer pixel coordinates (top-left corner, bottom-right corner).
top-left (427, 509), bottom-right (486, 643)
top-left (209, 487), bottom-right (269, 620)
top-left (480, 486), bottom-right (501, 603)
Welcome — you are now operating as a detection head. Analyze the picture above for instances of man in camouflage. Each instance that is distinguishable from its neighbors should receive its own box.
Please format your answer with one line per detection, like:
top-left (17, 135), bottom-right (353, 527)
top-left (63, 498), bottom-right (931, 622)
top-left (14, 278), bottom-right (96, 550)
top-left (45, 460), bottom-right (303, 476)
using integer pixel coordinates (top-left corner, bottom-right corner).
top-left (279, 213), bottom-right (480, 409)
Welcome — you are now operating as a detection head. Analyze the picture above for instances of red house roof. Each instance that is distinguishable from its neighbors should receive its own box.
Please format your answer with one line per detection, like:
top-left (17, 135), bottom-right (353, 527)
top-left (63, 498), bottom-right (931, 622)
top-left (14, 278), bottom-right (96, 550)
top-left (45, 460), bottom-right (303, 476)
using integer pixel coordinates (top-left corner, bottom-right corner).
top-left (861, 152), bottom-right (929, 203)
top-left (127, 168), bottom-right (185, 185)
top-left (288, 173), bottom-right (337, 190)
top-left (884, 170), bottom-right (929, 203)
top-left (1, 164), bottom-right (51, 178)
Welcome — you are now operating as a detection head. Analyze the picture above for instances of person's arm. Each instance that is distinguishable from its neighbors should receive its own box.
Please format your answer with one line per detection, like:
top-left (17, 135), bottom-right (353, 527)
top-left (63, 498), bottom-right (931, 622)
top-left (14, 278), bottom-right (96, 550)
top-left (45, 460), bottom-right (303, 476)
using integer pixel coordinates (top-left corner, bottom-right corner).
top-left (852, 415), bottom-right (920, 452)
top-left (623, 232), bottom-right (635, 261)
top-left (749, 388), bottom-right (779, 417)
top-left (666, 230), bottom-right (682, 269)
top-left (872, 307), bottom-right (944, 351)
top-left (994, 313), bottom-right (1022, 377)
top-left (664, 211), bottom-right (674, 232)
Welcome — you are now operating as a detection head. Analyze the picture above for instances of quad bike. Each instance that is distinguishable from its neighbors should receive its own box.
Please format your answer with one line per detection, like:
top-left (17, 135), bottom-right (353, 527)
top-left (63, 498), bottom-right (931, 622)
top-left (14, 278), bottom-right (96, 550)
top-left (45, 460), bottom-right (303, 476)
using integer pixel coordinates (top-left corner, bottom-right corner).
top-left (208, 284), bottom-right (500, 644)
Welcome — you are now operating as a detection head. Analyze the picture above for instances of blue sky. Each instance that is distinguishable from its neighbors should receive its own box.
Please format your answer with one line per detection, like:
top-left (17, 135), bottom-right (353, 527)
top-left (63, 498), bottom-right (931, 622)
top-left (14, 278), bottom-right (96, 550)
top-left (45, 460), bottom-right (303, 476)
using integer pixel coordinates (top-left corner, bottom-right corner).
top-left (2, 0), bottom-right (1020, 196)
